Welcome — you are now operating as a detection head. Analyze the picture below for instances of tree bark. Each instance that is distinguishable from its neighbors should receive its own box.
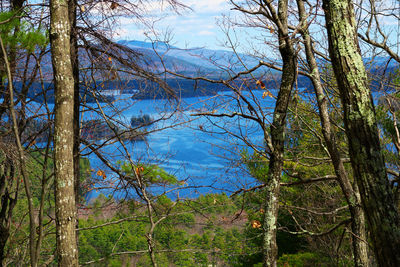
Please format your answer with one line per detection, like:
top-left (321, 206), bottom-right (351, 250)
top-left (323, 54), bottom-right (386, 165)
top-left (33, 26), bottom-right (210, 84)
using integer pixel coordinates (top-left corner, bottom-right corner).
top-left (262, 1), bottom-right (297, 266)
top-left (0, 161), bottom-right (17, 267)
top-left (68, 0), bottom-right (81, 249)
top-left (322, 0), bottom-right (400, 265)
top-left (68, 0), bottom-right (80, 207)
top-left (50, 0), bottom-right (79, 265)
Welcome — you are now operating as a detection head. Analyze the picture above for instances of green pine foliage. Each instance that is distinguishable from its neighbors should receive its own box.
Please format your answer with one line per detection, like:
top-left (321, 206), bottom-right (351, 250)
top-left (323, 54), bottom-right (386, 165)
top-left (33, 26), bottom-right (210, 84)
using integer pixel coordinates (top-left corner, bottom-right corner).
top-left (0, 10), bottom-right (48, 53)
top-left (118, 161), bottom-right (178, 185)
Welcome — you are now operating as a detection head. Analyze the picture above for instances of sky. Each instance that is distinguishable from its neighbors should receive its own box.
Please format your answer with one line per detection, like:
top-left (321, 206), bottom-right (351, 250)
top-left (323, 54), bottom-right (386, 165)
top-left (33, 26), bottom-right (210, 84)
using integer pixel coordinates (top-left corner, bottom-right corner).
top-left (114, 0), bottom-right (236, 50)
top-left (26, 0), bottom-right (400, 54)
top-left (112, 0), bottom-right (400, 55)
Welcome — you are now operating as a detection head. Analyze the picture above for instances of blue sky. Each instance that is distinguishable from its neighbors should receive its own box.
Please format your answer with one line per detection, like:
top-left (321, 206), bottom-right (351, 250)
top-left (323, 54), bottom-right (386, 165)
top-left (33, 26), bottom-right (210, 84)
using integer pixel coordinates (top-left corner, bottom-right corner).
top-left (114, 0), bottom-right (235, 50)
top-left (103, 0), bottom-right (400, 56)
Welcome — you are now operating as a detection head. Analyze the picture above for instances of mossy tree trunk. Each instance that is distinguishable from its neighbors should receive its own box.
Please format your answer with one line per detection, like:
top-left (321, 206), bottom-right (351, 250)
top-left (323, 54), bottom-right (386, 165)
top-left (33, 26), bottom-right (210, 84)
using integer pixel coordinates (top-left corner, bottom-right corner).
top-left (50, 0), bottom-right (79, 265)
top-left (262, 1), bottom-right (297, 266)
top-left (322, 0), bottom-right (400, 265)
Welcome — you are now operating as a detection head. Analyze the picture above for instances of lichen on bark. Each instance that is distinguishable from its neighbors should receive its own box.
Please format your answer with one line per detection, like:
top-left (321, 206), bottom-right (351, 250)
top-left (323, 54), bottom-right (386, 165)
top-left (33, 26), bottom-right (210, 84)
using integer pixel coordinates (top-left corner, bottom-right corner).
top-left (49, 0), bottom-right (79, 265)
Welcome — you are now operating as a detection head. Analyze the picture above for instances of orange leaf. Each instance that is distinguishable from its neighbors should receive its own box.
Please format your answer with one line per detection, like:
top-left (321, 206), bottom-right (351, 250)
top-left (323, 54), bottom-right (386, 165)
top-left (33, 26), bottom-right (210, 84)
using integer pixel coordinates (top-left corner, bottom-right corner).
top-left (108, 57), bottom-right (112, 62)
top-left (268, 26), bottom-right (274, 33)
top-left (29, 140), bottom-right (36, 147)
top-left (96, 170), bottom-right (105, 177)
top-left (262, 90), bottom-right (273, 99)
top-left (262, 91), bottom-right (268, 99)
top-left (251, 220), bottom-right (262, 229)
top-left (256, 80), bottom-right (266, 89)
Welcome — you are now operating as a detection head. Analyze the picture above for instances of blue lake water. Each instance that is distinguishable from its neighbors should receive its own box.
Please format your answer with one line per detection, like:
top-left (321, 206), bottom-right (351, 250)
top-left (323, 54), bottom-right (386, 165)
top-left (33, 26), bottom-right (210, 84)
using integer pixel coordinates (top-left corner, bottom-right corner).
top-left (17, 86), bottom-right (387, 199)
top-left (20, 88), bottom-right (385, 199)
top-left (79, 90), bottom-right (276, 199)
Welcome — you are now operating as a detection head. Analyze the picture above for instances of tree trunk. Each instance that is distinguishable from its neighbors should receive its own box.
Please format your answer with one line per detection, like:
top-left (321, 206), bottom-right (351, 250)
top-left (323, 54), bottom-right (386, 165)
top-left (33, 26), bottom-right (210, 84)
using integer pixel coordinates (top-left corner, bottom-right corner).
top-left (50, 0), bottom-right (79, 265)
top-left (322, 0), bottom-right (400, 265)
top-left (68, 0), bottom-right (80, 206)
top-left (262, 1), bottom-right (296, 265)
top-left (0, 161), bottom-right (16, 267)
top-left (68, 0), bottom-right (80, 248)
top-left (296, 0), bottom-right (369, 265)
top-left (0, 227), bottom-right (8, 267)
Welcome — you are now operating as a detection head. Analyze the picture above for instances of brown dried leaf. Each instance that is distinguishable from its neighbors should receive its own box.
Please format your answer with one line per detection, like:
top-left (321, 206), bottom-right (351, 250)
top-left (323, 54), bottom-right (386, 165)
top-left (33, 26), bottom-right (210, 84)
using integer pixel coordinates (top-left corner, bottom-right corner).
top-left (110, 2), bottom-right (118, 9)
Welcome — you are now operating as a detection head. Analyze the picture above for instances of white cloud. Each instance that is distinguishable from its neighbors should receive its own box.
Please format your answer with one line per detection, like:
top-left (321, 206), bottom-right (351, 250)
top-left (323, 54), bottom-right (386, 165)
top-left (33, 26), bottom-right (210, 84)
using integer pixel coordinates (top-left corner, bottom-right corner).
top-left (186, 0), bottom-right (229, 14)
top-left (114, 27), bottom-right (146, 40)
top-left (112, 0), bottom-right (234, 49)
top-left (198, 30), bottom-right (216, 36)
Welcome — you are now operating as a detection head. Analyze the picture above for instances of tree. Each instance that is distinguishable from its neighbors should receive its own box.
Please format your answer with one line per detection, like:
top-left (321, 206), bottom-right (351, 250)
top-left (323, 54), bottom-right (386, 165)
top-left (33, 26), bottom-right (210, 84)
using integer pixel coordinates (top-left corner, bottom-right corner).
top-left (322, 0), bottom-right (400, 265)
top-left (258, 1), bottom-right (297, 264)
top-left (49, 0), bottom-right (78, 265)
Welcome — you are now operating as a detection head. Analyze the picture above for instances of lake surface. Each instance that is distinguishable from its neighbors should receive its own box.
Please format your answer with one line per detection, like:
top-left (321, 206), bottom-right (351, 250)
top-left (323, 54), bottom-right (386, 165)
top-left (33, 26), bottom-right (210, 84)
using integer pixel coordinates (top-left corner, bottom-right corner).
top-left (21, 88), bottom-right (385, 199)
top-left (80, 90), bottom-right (276, 199)
top-left (17, 86), bottom-right (387, 200)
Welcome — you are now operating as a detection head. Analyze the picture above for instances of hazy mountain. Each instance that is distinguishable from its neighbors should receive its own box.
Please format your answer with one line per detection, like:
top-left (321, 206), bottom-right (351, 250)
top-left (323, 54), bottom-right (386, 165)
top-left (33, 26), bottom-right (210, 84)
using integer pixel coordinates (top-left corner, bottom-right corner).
top-left (21, 40), bottom-right (398, 103)
top-left (117, 40), bottom-right (262, 76)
